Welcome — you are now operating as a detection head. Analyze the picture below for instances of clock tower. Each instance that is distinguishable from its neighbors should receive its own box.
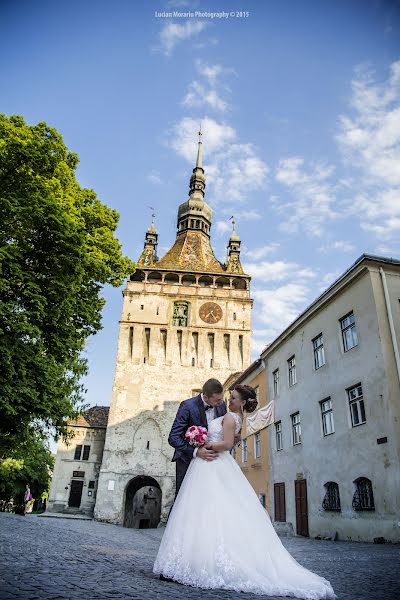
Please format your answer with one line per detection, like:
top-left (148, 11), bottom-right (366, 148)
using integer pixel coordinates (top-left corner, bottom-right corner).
top-left (94, 132), bottom-right (252, 526)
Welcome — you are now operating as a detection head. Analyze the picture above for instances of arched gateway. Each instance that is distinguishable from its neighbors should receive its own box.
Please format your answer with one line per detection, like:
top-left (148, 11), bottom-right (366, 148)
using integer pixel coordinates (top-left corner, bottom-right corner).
top-left (123, 476), bottom-right (162, 529)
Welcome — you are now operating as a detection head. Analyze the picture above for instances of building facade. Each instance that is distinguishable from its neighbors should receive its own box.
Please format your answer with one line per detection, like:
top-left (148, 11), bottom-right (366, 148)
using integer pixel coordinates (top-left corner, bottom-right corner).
top-left (47, 406), bottom-right (109, 516)
top-left (262, 255), bottom-right (400, 542)
top-left (94, 134), bottom-right (252, 526)
top-left (225, 359), bottom-right (272, 513)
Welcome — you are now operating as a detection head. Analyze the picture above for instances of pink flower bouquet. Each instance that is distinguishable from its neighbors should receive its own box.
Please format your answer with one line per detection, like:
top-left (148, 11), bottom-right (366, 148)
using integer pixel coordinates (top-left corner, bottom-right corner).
top-left (185, 425), bottom-right (208, 447)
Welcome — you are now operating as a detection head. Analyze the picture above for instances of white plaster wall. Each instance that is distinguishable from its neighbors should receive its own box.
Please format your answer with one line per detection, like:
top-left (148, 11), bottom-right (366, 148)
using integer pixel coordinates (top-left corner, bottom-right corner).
top-left (265, 266), bottom-right (400, 542)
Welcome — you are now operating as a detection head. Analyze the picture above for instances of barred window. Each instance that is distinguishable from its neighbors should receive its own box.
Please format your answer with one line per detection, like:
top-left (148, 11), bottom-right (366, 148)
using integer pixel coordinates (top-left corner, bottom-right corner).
top-left (348, 384), bottom-right (366, 426)
top-left (172, 301), bottom-right (189, 327)
top-left (322, 482), bottom-right (341, 511)
top-left (340, 311), bottom-right (358, 352)
top-left (320, 398), bottom-right (335, 436)
top-left (313, 334), bottom-right (325, 369)
top-left (275, 421), bottom-right (283, 451)
top-left (352, 477), bottom-right (375, 511)
top-left (288, 356), bottom-right (296, 386)
top-left (273, 369), bottom-right (279, 397)
top-left (254, 432), bottom-right (261, 458)
top-left (291, 412), bottom-right (301, 445)
top-left (242, 439), bottom-right (248, 463)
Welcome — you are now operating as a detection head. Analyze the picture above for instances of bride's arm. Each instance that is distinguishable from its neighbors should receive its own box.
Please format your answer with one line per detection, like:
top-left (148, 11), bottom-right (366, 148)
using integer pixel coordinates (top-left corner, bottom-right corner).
top-left (208, 414), bottom-right (235, 452)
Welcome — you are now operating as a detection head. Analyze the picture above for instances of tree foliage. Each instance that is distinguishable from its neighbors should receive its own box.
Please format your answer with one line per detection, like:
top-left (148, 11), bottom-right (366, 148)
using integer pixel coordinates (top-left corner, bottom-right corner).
top-left (0, 433), bottom-right (54, 502)
top-left (0, 115), bottom-right (134, 452)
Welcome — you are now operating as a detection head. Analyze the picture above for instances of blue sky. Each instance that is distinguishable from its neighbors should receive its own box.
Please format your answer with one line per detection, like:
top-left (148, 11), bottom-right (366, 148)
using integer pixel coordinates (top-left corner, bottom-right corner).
top-left (1, 0), bottom-right (400, 415)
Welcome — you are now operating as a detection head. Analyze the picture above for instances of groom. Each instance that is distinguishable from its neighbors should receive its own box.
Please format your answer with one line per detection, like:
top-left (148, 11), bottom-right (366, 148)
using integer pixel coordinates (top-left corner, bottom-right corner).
top-left (168, 378), bottom-right (226, 496)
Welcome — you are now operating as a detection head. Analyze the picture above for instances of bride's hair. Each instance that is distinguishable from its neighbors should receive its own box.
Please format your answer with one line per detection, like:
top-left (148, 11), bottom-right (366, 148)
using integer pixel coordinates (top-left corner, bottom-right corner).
top-left (234, 385), bottom-right (258, 413)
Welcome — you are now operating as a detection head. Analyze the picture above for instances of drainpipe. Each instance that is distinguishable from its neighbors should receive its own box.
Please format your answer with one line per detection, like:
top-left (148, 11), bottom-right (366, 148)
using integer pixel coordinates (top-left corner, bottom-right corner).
top-left (379, 267), bottom-right (400, 385)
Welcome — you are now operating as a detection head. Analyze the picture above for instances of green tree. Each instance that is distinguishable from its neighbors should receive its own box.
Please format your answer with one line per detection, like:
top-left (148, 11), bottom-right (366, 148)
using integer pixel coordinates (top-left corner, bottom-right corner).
top-left (0, 115), bottom-right (134, 453)
top-left (0, 433), bottom-right (54, 502)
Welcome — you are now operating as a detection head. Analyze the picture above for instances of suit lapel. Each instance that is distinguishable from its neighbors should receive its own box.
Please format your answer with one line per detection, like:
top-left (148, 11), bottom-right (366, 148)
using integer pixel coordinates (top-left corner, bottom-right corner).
top-left (196, 394), bottom-right (208, 428)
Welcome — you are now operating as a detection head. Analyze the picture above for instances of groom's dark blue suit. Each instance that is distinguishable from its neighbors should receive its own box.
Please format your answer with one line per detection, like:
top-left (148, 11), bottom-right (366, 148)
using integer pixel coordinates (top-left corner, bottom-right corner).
top-left (168, 394), bottom-right (227, 495)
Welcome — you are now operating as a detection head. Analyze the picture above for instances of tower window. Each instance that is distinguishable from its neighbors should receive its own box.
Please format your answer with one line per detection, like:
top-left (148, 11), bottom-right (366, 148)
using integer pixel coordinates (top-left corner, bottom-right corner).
top-left (173, 301), bottom-right (189, 327)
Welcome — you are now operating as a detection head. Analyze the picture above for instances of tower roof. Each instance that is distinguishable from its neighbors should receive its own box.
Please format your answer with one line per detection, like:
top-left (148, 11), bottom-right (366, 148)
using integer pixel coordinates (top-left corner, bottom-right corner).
top-left (156, 230), bottom-right (226, 273)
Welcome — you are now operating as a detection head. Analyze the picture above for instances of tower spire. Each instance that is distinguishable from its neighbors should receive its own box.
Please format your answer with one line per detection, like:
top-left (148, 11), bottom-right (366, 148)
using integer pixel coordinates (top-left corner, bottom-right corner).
top-left (137, 206), bottom-right (158, 267)
top-left (195, 125), bottom-right (203, 169)
top-left (226, 216), bottom-right (243, 274)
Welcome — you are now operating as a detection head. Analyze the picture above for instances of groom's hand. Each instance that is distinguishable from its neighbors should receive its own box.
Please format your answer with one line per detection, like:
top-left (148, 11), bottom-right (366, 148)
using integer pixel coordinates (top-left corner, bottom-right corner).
top-left (197, 446), bottom-right (218, 461)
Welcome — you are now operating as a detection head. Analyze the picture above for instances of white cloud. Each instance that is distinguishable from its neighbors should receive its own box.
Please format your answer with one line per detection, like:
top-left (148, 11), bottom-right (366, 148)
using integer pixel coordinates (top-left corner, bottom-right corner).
top-left (182, 81), bottom-right (228, 112)
top-left (318, 240), bottom-right (356, 253)
top-left (252, 283), bottom-right (312, 342)
top-left (169, 116), bottom-right (236, 161)
top-left (147, 171), bottom-right (162, 185)
top-left (181, 60), bottom-right (234, 112)
top-left (242, 244), bottom-right (280, 260)
top-left (169, 117), bottom-right (268, 204)
top-left (215, 220), bottom-right (231, 235)
top-left (157, 21), bottom-right (208, 56)
top-left (337, 60), bottom-right (400, 239)
top-left (274, 157), bottom-right (339, 237)
top-left (244, 260), bottom-right (317, 282)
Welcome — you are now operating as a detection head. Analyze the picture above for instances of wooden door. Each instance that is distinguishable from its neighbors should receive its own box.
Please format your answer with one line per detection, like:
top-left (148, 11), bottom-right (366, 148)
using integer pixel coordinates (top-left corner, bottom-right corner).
top-left (274, 483), bottom-right (286, 522)
top-left (68, 480), bottom-right (83, 508)
top-left (295, 479), bottom-right (309, 537)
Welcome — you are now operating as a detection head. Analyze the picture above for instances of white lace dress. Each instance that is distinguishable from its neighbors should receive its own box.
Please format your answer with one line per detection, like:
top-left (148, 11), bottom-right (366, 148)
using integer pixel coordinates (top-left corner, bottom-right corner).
top-left (154, 414), bottom-right (335, 599)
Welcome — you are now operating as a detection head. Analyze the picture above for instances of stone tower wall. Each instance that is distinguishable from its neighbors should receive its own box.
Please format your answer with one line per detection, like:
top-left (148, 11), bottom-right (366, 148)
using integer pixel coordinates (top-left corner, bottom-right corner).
top-left (95, 277), bottom-right (252, 524)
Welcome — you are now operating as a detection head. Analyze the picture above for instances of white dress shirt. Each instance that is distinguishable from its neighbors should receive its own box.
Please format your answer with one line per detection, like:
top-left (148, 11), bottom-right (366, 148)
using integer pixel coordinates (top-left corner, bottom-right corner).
top-left (193, 394), bottom-right (216, 458)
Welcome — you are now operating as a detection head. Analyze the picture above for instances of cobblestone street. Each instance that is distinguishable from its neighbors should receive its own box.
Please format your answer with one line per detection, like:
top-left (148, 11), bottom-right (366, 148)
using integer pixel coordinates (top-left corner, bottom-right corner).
top-left (0, 512), bottom-right (398, 600)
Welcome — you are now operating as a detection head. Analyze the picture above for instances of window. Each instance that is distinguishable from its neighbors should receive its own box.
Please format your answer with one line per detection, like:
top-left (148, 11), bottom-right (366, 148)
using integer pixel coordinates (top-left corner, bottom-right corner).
top-left (275, 421), bottom-right (283, 451)
top-left (259, 494), bottom-right (266, 508)
top-left (340, 311), bottom-right (358, 351)
top-left (291, 412), bottom-right (301, 445)
top-left (88, 480), bottom-right (95, 490)
top-left (74, 445), bottom-right (82, 460)
top-left (320, 398), bottom-right (335, 435)
top-left (82, 445), bottom-right (90, 461)
top-left (274, 483), bottom-right (286, 522)
top-left (242, 439), bottom-right (248, 463)
top-left (352, 477), bottom-right (375, 511)
top-left (172, 301), bottom-right (189, 326)
top-left (254, 432), bottom-right (261, 458)
top-left (288, 356), bottom-right (296, 386)
top-left (348, 384), bottom-right (366, 426)
top-left (313, 334), bottom-right (325, 369)
top-left (72, 471), bottom-right (85, 478)
top-left (273, 369), bottom-right (279, 397)
top-left (322, 482), bottom-right (341, 511)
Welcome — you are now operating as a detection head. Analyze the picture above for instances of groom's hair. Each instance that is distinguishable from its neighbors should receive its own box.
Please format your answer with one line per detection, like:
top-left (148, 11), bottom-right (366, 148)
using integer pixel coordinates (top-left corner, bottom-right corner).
top-left (202, 379), bottom-right (223, 397)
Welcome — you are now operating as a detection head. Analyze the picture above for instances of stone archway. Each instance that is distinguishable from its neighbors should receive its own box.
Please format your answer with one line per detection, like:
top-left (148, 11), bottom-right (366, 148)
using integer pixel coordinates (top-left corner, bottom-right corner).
top-left (123, 476), bottom-right (162, 529)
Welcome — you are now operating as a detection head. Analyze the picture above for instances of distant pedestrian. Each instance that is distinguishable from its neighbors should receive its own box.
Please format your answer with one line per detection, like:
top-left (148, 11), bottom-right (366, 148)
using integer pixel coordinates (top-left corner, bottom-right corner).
top-left (23, 484), bottom-right (32, 515)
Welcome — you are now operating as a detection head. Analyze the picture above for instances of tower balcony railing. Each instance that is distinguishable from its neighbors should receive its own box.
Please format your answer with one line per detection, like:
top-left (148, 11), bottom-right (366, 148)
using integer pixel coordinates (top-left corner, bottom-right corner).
top-left (130, 269), bottom-right (249, 290)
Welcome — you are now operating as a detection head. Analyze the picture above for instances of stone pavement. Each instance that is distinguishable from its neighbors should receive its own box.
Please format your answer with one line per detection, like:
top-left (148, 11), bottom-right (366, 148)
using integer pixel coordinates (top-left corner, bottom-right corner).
top-left (0, 512), bottom-right (398, 600)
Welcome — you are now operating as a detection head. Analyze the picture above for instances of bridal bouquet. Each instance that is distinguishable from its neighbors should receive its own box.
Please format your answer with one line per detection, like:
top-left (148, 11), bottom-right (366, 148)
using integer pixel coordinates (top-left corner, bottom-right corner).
top-left (185, 425), bottom-right (208, 447)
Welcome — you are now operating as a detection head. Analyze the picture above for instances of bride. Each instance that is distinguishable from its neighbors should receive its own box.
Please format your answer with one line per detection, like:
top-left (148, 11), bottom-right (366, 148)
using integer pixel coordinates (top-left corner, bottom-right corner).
top-left (153, 384), bottom-right (336, 599)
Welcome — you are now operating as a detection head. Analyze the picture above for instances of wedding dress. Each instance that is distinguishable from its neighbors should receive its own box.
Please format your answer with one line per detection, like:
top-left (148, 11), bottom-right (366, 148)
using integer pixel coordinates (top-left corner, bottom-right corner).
top-left (154, 413), bottom-right (335, 599)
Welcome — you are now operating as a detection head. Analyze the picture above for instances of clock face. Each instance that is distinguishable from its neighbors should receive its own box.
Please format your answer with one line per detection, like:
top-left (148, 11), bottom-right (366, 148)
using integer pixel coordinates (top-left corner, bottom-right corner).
top-left (199, 302), bottom-right (223, 324)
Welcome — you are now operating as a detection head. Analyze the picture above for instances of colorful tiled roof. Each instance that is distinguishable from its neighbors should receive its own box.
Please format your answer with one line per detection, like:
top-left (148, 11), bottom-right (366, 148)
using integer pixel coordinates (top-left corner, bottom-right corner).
top-left (156, 230), bottom-right (226, 273)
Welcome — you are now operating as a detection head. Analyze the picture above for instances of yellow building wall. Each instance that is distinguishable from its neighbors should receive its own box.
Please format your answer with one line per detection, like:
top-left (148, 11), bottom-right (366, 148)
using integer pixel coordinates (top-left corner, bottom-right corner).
top-left (228, 367), bottom-right (271, 512)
